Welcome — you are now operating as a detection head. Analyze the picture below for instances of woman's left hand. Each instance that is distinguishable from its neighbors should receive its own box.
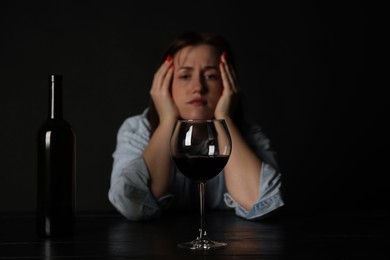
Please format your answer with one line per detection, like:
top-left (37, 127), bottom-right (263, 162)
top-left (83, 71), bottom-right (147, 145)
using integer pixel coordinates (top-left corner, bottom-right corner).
top-left (215, 52), bottom-right (240, 120)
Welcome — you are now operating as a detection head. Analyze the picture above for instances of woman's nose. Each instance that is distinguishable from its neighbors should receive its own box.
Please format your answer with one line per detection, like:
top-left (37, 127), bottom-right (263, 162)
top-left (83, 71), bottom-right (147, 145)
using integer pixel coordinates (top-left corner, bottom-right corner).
top-left (191, 76), bottom-right (206, 94)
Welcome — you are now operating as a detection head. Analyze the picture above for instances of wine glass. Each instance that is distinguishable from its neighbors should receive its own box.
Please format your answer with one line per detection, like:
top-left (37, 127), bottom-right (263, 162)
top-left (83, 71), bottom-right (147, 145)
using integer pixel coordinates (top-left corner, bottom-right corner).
top-left (170, 119), bottom-right (232, 250)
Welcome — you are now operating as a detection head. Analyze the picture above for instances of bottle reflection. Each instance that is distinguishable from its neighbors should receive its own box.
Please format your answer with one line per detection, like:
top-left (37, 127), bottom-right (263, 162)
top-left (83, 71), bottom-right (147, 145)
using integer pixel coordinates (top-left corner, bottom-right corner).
top-left (43, 240), bottom-right (52, 260)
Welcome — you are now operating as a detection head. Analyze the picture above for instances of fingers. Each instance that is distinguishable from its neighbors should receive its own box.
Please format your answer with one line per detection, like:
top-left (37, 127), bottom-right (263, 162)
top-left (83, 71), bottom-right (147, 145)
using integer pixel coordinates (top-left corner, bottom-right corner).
top-left (151, 55), bottom-right (174, 94)
top-left (216, 52), bottom-right (240, 119)
top-left (150, 55), bottom-right (179, 121)
top-left (161, 55), bottom-right (174, 92)
top-left (220, 52), bottom-right (240, 93)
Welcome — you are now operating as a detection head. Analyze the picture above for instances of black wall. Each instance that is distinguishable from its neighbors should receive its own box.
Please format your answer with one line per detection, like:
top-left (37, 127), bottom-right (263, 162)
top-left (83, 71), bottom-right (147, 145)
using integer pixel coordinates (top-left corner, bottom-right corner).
top-left (1, 1), bottom-right (388, 214)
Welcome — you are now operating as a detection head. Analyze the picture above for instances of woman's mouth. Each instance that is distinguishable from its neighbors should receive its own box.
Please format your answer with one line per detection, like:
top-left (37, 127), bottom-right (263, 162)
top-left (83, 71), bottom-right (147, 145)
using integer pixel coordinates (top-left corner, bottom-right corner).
top-left (188, 98), bottom-right (206, 107)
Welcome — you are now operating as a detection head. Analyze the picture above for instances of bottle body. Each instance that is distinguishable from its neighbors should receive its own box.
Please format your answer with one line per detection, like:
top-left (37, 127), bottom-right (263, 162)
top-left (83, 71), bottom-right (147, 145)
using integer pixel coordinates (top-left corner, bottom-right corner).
top-left (37, 75), bottom-right (76, 237)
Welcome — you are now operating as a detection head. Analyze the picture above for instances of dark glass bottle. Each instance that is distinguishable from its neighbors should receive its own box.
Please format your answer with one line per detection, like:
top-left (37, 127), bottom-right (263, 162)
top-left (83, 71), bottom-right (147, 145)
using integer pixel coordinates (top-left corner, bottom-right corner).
top-left (37, 74), bottom-right (76, 237)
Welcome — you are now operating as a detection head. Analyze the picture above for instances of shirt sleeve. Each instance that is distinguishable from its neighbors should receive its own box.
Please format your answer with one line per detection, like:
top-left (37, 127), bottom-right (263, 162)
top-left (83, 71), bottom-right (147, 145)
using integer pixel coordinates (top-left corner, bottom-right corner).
top-left (108, 112), bottom-right (172, 221)
top-left (223, 162), bottom-right (284, 220)
top-left (108, 158), bottom-right (173, 221)
top-left (223, 121), bottom-right (285, 220)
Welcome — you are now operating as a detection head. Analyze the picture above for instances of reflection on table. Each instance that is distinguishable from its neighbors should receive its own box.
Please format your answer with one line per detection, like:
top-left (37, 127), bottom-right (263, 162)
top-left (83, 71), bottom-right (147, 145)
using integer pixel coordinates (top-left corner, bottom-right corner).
top-left (0, 210), bottom-right (389, 259)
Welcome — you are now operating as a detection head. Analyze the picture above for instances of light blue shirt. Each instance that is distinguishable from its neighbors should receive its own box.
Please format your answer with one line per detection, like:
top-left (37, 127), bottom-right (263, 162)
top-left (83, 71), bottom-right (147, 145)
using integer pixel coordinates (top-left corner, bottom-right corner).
top-left (108, 109), bottom-right (284, 221)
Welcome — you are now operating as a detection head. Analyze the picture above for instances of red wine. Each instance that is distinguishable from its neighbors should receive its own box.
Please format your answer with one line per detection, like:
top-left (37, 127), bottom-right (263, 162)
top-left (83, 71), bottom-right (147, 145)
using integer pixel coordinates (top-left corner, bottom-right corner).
top-left (37, 75), bottom-right (76, 237)
top-left (172, 155), bottom-right (229, 181)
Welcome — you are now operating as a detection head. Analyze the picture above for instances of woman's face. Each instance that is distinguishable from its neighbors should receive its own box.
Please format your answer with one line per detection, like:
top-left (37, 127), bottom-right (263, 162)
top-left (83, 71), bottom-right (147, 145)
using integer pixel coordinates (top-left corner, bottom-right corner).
top-left (171, 44), bottom-right (223, 120)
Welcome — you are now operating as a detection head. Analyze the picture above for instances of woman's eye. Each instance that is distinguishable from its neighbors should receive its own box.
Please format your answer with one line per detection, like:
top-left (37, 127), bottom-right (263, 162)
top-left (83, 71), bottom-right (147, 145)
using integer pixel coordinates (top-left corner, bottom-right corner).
top-left (205, 74), bottom-right (218, 80)
top-left (179, 74), bottom-right (190, 80)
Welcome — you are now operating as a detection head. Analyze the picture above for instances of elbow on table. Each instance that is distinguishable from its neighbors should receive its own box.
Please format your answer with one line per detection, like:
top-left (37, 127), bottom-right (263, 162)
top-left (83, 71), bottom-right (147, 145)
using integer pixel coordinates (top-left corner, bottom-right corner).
top-left (121, 209), bottom-right (147, 222)
top-left (107, 189), bottom-right (145, 222)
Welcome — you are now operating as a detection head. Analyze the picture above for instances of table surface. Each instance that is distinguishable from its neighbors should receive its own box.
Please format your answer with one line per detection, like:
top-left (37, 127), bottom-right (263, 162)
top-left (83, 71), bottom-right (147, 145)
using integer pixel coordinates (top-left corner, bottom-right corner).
top-left (0, 210), bottom-right (389, 259)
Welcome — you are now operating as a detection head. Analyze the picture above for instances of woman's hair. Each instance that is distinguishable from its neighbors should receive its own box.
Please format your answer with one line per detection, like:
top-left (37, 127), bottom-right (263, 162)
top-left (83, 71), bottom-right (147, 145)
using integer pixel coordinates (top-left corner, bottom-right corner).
top-left (147, 31), bottom-right (243, 133)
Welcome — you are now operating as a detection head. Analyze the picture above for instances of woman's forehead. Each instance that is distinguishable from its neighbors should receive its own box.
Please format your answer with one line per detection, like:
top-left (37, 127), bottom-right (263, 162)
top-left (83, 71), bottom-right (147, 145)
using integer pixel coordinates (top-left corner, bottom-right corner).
top-left (174, 44), bottom-right (219, 66)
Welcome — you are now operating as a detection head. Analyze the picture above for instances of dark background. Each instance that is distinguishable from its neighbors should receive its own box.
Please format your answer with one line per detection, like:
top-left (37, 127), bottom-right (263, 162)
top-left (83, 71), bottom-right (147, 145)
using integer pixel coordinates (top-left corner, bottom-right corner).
top-left (1, 1), bottom-right (388, 215)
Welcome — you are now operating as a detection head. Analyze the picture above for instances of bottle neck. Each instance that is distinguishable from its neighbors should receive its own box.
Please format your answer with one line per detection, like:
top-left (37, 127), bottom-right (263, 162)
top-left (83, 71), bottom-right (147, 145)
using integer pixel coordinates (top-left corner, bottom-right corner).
top-left (49, 74), bottom-right (63, 119)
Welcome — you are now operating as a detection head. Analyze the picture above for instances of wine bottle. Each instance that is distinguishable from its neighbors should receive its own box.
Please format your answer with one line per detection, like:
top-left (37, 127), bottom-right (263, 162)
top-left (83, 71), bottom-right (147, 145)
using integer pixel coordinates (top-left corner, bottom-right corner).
top-left (37, 74), bottom-right (76, 237)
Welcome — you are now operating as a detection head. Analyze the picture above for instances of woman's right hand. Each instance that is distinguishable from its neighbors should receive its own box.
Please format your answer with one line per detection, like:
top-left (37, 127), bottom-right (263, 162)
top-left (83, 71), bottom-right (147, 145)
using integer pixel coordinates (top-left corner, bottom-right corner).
top-left (150, 55), bottom-right (179, 123)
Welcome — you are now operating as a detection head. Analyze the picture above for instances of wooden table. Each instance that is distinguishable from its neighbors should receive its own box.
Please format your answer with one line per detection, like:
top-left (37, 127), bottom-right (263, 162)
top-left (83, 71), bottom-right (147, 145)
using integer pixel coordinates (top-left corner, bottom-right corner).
top-left (0, 210), bottom-right (389, 259)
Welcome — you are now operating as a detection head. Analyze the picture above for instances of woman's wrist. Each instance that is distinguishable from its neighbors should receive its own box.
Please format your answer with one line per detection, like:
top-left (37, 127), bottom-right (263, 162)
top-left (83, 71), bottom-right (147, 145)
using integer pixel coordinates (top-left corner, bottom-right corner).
top-left (214, 113), bottom-right (233, 122)
top-left (158, 116), bottom-right (178, 128)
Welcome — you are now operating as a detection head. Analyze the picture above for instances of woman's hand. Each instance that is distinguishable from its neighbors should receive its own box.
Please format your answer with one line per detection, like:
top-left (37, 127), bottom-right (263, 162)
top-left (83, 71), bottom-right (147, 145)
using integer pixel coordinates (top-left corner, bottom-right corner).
top-left (216, 54), bottom-right (262, 211)
top-left (145, 56), bottom-right (178, 199)
top-left (150, 56), bottom-right (179, 123)
top-left (215, 52), bottom-right (240, 120)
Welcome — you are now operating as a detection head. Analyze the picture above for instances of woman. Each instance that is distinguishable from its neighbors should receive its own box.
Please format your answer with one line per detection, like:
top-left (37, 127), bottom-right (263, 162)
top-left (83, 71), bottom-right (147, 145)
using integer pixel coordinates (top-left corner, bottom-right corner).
top-left (108, 32), bottom-right (284, 221)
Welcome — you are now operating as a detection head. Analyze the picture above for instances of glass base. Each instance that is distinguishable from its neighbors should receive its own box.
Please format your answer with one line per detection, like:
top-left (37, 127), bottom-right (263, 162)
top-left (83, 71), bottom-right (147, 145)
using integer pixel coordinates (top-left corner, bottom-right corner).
top-left (178, 236), bottom-right (227, 250)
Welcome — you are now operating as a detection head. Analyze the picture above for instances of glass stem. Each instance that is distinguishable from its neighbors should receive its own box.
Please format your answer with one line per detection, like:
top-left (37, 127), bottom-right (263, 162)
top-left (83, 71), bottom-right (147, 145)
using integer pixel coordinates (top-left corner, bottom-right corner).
top-left (198, 181), bottom-right (207, 240)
